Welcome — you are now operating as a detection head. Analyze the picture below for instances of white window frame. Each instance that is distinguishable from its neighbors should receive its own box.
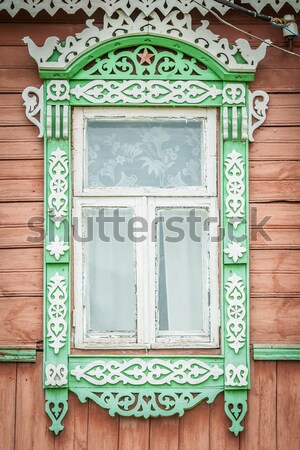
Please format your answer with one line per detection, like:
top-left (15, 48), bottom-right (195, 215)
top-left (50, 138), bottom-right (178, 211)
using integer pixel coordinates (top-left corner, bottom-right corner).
top-left (73, 106), bottom-right (219, 349)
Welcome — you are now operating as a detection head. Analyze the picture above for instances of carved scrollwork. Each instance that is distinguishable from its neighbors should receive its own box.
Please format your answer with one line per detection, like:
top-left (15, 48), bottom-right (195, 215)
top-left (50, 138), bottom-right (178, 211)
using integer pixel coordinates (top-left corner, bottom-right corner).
top-left (249, 90), bottom-right (269, 142)
top-left (47, 272), bottom-right (68, 354)
top-left (224, 149), bottom-right (245, 229)
top-left (225, 364), bottom-right (248, 387)
top-left (48, 147), bottom-right (69, 227)
top-left (72, 388), bottom-right (222, 419)
top-left (45, 396), bottom-right (68, 435)
top-left (223, 84), bottom-right (246, 105)
top-left (22, 14), bottom-right (270, 72)
top-left (225, 273), bottom-right (246, 353)
top-left (71, 359), bottom-right (224, 386)
top-left (81, 45), bottom-right (209, 78)
top-left (47, 80), bottom-right (70, 101)
top-left (45, 363), bottom-right (68, 386)
top-left (225, 394), bottom-right (247, 436)
top-left (22, 85), bottom-right (44, 137)
top-left (70, 80), bottom-right (222, 105)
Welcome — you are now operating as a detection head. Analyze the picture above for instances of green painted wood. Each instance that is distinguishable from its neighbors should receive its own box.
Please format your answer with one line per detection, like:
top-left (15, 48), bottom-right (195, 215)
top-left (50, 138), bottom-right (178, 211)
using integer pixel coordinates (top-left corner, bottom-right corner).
top-left (0, 349), bottom-right (36, 362)
top-left (253, 345), bottom-right (300, 360)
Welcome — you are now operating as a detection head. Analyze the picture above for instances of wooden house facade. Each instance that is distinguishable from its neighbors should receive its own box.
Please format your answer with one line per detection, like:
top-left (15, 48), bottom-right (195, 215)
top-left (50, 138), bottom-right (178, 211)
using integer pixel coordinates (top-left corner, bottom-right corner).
top-left (0, 1), bottom-right (299, 449)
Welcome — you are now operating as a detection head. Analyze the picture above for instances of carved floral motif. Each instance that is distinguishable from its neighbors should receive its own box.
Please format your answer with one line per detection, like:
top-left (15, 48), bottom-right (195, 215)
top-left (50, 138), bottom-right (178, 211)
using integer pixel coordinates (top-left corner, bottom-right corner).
top-left (224, 241), bottom-right (246, 263)
top-left (46, 236), bottom-right (69, 261)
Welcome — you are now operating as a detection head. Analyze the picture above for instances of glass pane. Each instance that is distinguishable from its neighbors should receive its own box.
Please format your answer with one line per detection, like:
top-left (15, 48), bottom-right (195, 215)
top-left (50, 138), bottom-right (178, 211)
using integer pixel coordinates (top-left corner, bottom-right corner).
top-left (83, 207), bottom-right (136, 333)
top-left (156, 208), bottom-right (207, 333)
top-left (86, 119), bottom-right (204, 188)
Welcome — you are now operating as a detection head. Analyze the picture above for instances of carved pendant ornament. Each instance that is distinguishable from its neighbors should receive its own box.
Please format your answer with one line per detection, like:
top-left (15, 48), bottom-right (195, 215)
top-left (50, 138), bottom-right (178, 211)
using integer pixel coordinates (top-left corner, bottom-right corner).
top-left (20, 3), bottom-right (271, 437)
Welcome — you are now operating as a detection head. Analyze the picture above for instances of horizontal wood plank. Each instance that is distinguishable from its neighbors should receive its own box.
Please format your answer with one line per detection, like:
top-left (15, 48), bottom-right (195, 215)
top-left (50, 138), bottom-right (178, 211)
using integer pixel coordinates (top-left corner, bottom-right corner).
top-left (0, 297), bottom-right (42, 344)
top-left (250, 203), bottom-right (300, 227)
top-left (0, 179), bottom-right (43, 201)
top-left (250, 161), bottom-right (300, 181)
top-left (0, 159), bottom-right (43, 179)
top-left (251, 298), bottom-right (300, 343)
top-left (0, 248), bottom-right (42, 270)
top-left (250, 180), bottom-right (300, 202)
top-left (250, 250), bottom-right (300, 273)
top-left (0, 271), bottom-right (42, 296)
top-left (250, 228), bottom-right (300, 250)
top-left (0, 202), bottom-right (43, 225)
top-left (0, 226), bottom-right (44, 248)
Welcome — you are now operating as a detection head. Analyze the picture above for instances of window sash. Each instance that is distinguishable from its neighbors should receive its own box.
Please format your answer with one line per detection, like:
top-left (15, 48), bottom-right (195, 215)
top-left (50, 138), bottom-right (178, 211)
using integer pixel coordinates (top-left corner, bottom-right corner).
top-left (73, 196), bottom-right (219, 348)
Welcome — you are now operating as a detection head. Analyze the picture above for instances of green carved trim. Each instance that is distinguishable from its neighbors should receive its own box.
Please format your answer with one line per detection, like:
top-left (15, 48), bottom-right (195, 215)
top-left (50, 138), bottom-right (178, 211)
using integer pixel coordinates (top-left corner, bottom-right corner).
top-left (0, 349), bottom-right (37, 363)
top-left (39, 36), bottom-right (255, 82)
top-left (73, 44), bottom-right (221, 80)
top-left (71, 387), bottom-right (222, 419)
top-left (253, 345), bottom-right (300, 360)
top-left (45, 389), bottom-right (68, 435)
top-left (224, 390), bottom-right (247, 436)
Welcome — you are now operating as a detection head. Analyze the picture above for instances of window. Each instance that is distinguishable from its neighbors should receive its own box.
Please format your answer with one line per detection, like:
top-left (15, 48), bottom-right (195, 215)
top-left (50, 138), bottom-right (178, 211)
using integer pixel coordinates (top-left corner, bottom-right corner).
top-left (73, 107), bottom-right (219, 348)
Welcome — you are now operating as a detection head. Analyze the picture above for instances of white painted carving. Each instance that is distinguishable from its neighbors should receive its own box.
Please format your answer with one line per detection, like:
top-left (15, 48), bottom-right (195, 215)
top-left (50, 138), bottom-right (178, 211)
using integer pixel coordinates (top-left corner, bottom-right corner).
top-left (46, 105), bottom-right (52, 139)
top-left (46, 104), bottom-right (69, 140)
top-left (225, 364), bottom-right (248, 387)
top-left (62, 105), bottom-right (69, 139)
top-left (235, 38), bottom-right (271, 66)
top-left (71, 359), bottom-right (223, 386)
top-left (241, 0), bottom-right (299, 13)
top-left (223, 84), bottom-right (245, 105)
top-left (48, 147), bottom-right (69, 228)
top-left (45, 363), bottom-right (68, 386)
top-left (3, 1), bottom-right (299, 17)
top-left (70, 80), bottom-right (222, 105)
top-left (22, 36), bottom-right (59, 64)
top-left (225, 273), bottom-right (246, 354)
top-left (22, 14), bottom-right (270, 72)
top-left (22, 85), bottom-right (44, 137)
top-left (47, 272), bottom-right (67, 354)
top-left (225, 149), bottom-right (245, 229)
top-left (249, 90), bottom-right (269, 142)
top-left (46, 236), bottom-right (69, 261)
top-left (224, 242), bottom-right (246, 263)
top-left (223, 106), bottom-right (229, 141)
top-left (47, 80), bottom-right (70, 101)
top-left (241, 107), bottom-right (248, 141)
top-left (232, 106), bottom-right (238, 141)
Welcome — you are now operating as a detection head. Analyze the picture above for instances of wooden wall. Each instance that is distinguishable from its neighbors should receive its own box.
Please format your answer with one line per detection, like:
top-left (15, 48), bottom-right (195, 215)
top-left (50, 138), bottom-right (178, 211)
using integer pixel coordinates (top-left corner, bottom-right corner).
top-left (0, 7), bottom-right (300, 450)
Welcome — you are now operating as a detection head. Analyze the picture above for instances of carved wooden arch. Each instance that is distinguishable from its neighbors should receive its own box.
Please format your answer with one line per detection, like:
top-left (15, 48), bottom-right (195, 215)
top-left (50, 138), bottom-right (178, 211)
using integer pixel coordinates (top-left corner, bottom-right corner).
top-left (22, 22), bottom-right (270, 436)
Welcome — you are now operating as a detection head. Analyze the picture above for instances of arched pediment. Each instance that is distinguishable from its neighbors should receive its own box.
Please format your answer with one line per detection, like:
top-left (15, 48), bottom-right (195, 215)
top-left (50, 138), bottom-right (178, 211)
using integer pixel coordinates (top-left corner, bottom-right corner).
top-left (24, 13), bottom-right (270, 80)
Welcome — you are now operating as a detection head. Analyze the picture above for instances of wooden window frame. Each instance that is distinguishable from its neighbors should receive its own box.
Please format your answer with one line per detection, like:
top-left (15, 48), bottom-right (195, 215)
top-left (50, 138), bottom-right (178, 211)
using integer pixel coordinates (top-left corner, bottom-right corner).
top-left (21, 21), bottom-right (267, 434)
